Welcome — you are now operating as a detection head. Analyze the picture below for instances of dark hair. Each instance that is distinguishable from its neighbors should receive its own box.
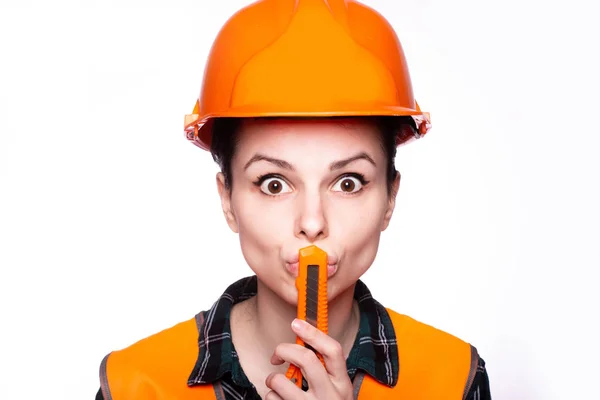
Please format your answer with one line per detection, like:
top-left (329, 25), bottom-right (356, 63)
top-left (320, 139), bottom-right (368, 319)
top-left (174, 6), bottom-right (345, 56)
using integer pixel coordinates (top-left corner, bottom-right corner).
top-left (210, 116), bottom-right (416, 197)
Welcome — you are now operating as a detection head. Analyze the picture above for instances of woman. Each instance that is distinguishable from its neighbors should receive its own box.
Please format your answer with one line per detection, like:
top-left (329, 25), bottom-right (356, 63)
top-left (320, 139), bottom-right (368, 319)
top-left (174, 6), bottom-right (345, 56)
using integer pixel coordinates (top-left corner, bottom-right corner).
top-left (97, 1), bottom-right (492, 399)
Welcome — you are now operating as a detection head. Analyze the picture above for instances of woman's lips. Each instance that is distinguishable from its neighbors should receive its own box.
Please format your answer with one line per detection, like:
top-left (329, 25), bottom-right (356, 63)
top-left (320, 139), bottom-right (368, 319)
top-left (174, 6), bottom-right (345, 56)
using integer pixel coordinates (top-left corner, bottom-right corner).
top-left (285, 261), bottom-right (338, 277)
top-left (284, 251), bottom-right (339, 265)
top-left (283, 248), bottom-right (339, 277)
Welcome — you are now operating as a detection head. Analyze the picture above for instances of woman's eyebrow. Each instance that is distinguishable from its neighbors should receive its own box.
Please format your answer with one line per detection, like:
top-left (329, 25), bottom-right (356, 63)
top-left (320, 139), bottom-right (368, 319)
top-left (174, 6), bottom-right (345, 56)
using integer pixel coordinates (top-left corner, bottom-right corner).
top-left (329, 152), bottom-right (376, 170)
top-left (243, 152), bottom-right (376, 171)
top-left (244, 154), bottom-right (295, 171)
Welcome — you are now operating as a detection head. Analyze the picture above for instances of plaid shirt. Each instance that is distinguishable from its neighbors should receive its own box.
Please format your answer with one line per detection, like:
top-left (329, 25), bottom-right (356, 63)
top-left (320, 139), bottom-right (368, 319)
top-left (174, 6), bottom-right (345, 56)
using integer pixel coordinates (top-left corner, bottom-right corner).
top-left (96, 275), bottom-right (491, 399)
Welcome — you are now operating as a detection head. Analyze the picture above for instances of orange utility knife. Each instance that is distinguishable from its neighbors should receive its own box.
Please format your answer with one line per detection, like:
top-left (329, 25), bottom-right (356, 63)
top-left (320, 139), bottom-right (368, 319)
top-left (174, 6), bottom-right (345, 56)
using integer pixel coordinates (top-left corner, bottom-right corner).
top-left (285, 245), bottom-right (329, 388)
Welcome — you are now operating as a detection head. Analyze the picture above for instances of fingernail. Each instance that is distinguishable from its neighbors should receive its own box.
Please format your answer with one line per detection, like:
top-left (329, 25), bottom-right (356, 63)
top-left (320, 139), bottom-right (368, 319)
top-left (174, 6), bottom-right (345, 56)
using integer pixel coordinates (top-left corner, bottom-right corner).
top-left (291, 318), bottom-right (303, 331)
top-left (265, 372), bottom-right (274, 386)
top-left (270, 353), bottom-right (282, 364)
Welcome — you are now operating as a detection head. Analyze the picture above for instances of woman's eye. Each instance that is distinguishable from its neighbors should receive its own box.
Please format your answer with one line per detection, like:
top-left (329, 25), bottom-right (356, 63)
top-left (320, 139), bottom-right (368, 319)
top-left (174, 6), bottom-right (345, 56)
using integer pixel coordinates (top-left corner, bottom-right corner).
top-left (332, 176), bottom-right (363, 193)
top-left (260, 177), bottom-right (292, 195)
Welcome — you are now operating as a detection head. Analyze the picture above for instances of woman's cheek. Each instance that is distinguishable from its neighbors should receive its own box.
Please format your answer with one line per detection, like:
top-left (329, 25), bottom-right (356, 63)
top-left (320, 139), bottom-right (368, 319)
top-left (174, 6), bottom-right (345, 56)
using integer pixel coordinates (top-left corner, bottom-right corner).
top-left (335, 199), bottom-right (385, 265)
top-left (236, 194), bottom-right (283, 230)
top-left (333, 199), bottom-right (382, 237)
top-left (235, 198), bottom-right (291, 267)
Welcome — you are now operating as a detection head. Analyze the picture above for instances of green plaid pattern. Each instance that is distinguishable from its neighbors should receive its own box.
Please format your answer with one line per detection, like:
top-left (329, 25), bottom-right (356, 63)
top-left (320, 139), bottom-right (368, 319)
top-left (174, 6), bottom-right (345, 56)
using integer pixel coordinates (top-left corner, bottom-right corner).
top-left (96, 275), bottom-right (490, 400)
top-left (187, 275), bottom-right (400, 393)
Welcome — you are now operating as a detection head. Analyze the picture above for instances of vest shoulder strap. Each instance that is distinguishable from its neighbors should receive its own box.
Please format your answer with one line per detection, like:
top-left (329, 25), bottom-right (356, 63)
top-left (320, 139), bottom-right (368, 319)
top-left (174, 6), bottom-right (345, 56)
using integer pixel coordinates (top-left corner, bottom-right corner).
top-left (99, 314), bottom-right (217, 400)
top-left (356, 309), bottom-right (478, 400)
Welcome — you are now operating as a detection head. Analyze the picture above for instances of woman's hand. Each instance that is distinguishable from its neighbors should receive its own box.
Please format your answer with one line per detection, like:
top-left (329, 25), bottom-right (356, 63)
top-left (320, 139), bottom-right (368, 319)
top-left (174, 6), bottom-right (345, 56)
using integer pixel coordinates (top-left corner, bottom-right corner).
top-left (265, 319), bottom-right (353, 400)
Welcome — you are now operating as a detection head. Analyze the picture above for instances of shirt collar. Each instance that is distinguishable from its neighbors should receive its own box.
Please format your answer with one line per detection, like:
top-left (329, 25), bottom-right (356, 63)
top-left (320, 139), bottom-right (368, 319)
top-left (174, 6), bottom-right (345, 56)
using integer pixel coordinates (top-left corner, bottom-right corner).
top-left (187, 275), bottom-right (398, 388)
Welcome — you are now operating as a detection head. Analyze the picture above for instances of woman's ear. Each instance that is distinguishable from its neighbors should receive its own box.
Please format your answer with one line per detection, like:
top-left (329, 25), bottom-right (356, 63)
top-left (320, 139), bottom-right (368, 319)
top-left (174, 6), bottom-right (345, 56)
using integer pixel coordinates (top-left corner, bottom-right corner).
top-left (382, 172), bottom-right (401, 231)
top-left (216, 172), bottom-right (239, 233)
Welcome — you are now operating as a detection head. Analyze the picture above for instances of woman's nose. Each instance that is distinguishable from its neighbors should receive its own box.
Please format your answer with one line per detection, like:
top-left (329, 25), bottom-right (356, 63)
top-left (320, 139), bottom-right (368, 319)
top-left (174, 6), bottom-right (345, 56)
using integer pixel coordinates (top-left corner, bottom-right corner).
top-left (295, 192), bottom-right (328, 242)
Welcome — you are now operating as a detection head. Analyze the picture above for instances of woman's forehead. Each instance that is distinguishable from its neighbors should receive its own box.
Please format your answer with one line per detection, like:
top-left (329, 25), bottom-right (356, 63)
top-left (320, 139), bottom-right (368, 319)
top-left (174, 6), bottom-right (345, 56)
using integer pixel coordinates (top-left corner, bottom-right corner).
top-left (235, 117), bottom-right (383, 153)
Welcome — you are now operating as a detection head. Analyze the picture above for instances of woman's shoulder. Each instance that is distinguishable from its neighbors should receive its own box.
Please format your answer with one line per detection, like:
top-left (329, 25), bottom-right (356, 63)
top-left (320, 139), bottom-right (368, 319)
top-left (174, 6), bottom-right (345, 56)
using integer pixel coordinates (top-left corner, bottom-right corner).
top-left (383, 308), bottom-right (492, 399)
top-left (105, 314), bottom-right (200, 365)
top-left (383, 307), bottom-right (480, 365)
top-left (99, 315), bottom-right (201, 382)
top-left (384, 308), bottom-right (473, 346)
top-left (97, 315), bottom-right (207, 400)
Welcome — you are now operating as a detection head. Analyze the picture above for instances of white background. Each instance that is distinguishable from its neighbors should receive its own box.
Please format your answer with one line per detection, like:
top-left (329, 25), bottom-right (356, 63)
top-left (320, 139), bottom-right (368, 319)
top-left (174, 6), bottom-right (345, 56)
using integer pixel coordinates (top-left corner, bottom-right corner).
top-left (1, 0), bottom-right (599, 399)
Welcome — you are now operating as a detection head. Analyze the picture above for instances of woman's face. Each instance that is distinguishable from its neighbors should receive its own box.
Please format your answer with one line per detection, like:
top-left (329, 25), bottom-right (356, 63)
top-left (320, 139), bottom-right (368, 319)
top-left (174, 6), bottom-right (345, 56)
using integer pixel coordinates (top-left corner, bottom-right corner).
top-left (217, 118), bottom-right (400, 305)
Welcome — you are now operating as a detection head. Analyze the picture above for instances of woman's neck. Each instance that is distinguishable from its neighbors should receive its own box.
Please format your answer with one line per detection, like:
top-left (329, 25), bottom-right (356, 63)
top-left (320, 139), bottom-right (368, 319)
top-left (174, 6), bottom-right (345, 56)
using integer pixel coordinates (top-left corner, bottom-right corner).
top-left (230, 276), bottom-right (360, 394)
top-left (252, 278), bottom-right (359, 352)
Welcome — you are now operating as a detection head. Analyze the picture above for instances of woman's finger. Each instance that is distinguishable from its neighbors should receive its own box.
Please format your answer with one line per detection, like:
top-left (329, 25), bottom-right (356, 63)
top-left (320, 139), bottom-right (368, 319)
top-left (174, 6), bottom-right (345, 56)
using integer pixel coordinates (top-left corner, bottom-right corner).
top-left (291, 319), bottom-right (349, 381)
top-left (265, 372), bottom-right (304, 400)
top-left (264, 390), bottom-right (285, 400)
top-left (272, 342), bottom-right (332, 392)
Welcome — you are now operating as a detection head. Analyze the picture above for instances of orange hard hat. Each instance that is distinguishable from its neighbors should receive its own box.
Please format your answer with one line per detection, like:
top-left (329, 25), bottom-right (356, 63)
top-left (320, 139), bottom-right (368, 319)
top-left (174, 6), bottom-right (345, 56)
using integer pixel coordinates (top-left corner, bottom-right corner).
top-left (184, 0), bottom-right (431, 151)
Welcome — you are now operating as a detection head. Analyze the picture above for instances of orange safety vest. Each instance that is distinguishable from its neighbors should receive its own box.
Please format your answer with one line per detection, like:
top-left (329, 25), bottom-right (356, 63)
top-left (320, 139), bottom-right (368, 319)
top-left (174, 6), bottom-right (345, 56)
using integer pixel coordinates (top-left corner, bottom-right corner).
top-left (99, 309), bottom-right (479, 399)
